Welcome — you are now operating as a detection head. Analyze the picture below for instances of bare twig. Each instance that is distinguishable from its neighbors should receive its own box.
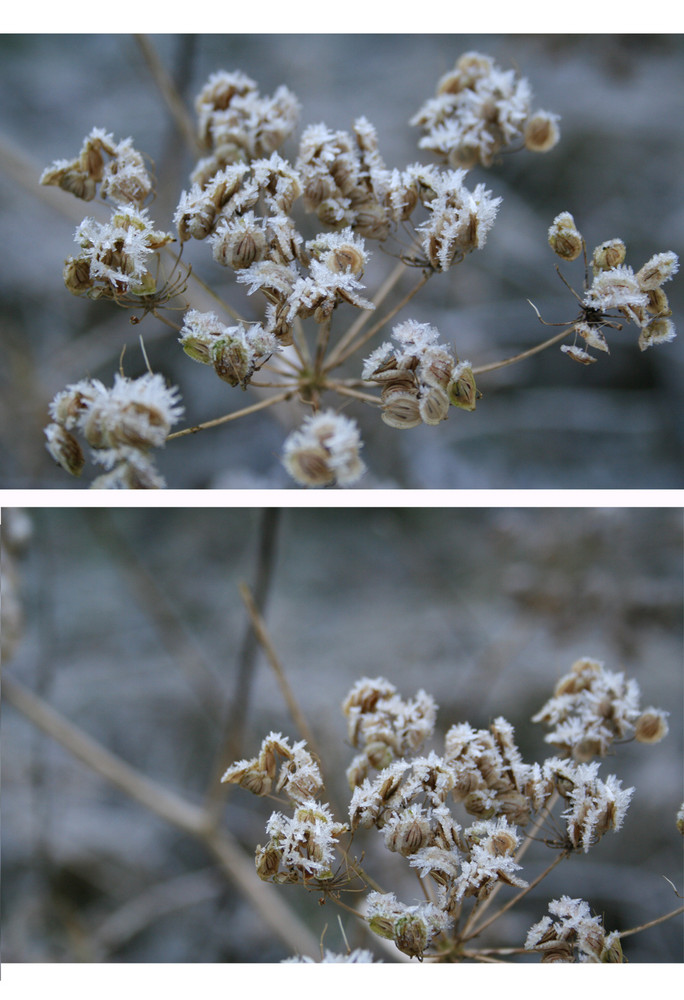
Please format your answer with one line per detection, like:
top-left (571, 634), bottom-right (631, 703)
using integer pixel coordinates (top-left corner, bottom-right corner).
top-left (3, 673), bottom-right (320, 958)
top-left (618, 904), bottom-right (684, 939)
top-left (204, 510), bottom-right (282, 823)
top-left (166, 389), bottom-right (294, 440)
top-left (133, 35), bottom-right (202, 156)
top-left (238, 581), bottom-right (318, 755)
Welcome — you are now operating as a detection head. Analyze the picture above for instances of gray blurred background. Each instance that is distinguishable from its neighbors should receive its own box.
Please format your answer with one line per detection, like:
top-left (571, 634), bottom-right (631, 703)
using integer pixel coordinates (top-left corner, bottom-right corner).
top-left (2, 506), bottom-right (682, 961)
top-left (0, 34), bottom-right (683, 488)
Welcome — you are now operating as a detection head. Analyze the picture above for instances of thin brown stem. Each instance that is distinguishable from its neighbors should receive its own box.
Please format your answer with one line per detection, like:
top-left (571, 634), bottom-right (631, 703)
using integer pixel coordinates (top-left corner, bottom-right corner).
top-left (166, 389), bottom-right (293, 440)
top-left (204, 510), bottom-right (282, 826)
top-left (472, 328), bottom-right (574, 375)
top-left (133, 35), bottom-right (202, 156)
top-left (327, 269), bottom-right (431, 370)
top-left (619, 904), bottom-right (684, 939)
top-left (327, 383), bottom-right (382, 406)
top-left (238, 582), bottom-right (318, 755)
top-left (462, 851), bottom-right (568, 942)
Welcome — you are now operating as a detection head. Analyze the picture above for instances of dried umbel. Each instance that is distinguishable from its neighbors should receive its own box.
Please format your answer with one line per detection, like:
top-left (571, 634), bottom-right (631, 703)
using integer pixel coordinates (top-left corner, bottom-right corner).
top-left (525, 896), bottom-right (623, 963)
top-left (412, 51), bottom-right (560, 168)
top-left (281, 410), bottom-right (366, 487)
top-left (45, 373), bottom-right (183, 489)
top-left (39, 54), bottom-right (679, 490)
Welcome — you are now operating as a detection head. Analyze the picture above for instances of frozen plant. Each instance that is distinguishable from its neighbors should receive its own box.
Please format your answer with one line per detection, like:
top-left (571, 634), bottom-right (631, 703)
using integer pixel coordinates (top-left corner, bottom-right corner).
top-left (41, 48), bottom-right (679, 487)
top-left (223, 663), bottom-right (683, 963)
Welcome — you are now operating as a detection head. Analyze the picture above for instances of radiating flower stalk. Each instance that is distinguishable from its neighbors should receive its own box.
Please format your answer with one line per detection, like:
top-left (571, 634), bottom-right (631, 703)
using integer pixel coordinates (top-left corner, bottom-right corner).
top-left (41, 51), bottom-right (679, 487)
top-left (222, 658), bottom-right (682, 963)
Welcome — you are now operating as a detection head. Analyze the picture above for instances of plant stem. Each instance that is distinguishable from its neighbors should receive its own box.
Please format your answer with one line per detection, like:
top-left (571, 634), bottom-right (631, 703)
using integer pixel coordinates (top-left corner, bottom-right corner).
top-left (133, 35), bottom-right (202, 156)
top-left (166, 389), bottom-right (293, 440)
top-left (238, 582), bottom-right (319, 755)
top-left (462, 851), bottom-right (568, 942)
top-left (328, 383), bottom-right (382, 406)
top-left (618, 904), bottom-right (684, 939)
top-left (327, 268), bottom-right (431, 370)
top-left (472, 328), bottom-right (575, 375)
top-left (204, 510), bottom-right (282, 825)
top-left (3, 673), bottom-right (320, 958)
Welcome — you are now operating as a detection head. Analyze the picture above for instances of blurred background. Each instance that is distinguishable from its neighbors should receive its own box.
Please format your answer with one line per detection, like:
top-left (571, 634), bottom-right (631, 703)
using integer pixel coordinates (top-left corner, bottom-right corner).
top-left (0, 34), bottom-right (683, 488)
top-left (3, 505), bottom-right (682, 961)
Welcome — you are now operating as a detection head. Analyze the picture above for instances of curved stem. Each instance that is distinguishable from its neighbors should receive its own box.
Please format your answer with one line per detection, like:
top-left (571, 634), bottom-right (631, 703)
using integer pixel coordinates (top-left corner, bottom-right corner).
top-left (618, 904), bottom-right (684, 939)
top-left (472, 328), bottom-right (574, 375)
top-left (166, 389), bottom-right (293, 440)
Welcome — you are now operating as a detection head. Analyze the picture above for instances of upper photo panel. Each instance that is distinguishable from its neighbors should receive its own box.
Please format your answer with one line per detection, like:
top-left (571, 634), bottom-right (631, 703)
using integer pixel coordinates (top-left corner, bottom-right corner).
top-left (2, 34), bottom-right (682, 488)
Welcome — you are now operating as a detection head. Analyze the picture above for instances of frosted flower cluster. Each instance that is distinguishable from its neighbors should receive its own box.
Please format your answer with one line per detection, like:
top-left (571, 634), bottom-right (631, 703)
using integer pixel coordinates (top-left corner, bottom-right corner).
top-left (179, 308), bottom-right (280, 388)
top-left (40, 127), bottom-right (153, 206)
top-left (366, 890), bottom-right (451, 959)
top-left (283, 949), bottom-right (379, 963)
top-left (532, 656), bottom-right (669, 759)
top-left (193, 70), bottom-right (300, 174)
top-left (281, 410), bottom-right (366, 488)
top-left (223, 657), bottom-right (673, 963)
top-left (547, 213), bottom-right (679, 360)
top-left (343, 676), bottom-right (437, 785)
top-left (363, 319), bottom-right (478, 429)
top-left (64, 206), bottom-right (174, 301)
top-left (525, 896), bottom-right (623, 962)
top-left (44, 372), bottom-right (183, 488)
top-left (411, 51), bottom-right (560, 168)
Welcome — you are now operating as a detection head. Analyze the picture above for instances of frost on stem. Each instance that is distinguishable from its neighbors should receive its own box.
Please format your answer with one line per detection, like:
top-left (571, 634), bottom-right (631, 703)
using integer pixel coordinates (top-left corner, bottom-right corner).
top-left (281, 410), bottom-right (366, 488)
top-left (411, 51), bottom-right (560, 168)
top-left (525, 896), bottom-right (623, 962)
top-left (45, 373), bottom-right (183, 488)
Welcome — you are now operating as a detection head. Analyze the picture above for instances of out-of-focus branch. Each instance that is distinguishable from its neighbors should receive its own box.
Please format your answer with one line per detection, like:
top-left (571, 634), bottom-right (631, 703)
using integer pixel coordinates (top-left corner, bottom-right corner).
top-left (3, 673), bottom-right (319, 958)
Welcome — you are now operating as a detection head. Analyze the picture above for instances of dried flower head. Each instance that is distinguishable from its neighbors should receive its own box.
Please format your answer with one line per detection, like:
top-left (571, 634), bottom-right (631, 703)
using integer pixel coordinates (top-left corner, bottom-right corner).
top-left (281, 410), bottom-right (366, 488)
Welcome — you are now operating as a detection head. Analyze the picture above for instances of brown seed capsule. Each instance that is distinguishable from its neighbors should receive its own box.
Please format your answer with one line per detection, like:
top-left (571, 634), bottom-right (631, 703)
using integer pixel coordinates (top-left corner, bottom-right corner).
top-left (592, 239), bottom-right (626, 272)
top-left (394, 914), bottom-right (428, 959)
top-left (381, 391), bottom-right (423, 429)
top-left (324, 244), bottom-right (365, 277)
top-left (44, 423), bottom-right (85, 477)
top-left (523, 112), bottom-right (560, 153)
top-left (634, 709), bottom-right (668, 744)
top-left (419, 386), bottom-right (450, 426)
top-left (255, 843), bottom-right (282, 881)
top-left (211, 337), bottom-right (254, 387)
top-left (447, 363), bottom-right (478, 410)
top-left (548, 212), bottom-right (583, 262)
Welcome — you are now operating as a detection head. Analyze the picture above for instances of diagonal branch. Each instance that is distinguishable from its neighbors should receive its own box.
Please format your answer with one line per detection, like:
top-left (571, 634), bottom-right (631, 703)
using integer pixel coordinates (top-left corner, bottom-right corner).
top-left (3, 673), bottom-right (319, 958)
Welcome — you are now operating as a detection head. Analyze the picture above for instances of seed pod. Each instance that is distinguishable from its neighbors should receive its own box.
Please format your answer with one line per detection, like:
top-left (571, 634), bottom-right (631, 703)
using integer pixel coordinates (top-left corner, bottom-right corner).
top-left (394, 914), bottom-right (428, 959)
top-left (548, 212), bottom-right (583, 262)
top-left (44, 423), bottom-right (85, 477)
top-left (255, 843), bottom-right (282, 881)
top-left (419, 347), bottom-right (455, 390)
top-left (523, 112), bottom-right (560, 153)
top-left (211, 336), bottom-right (254, 387)
top-left (634, 709), bottom-right (668, 744)
top-left (447, 362), bottom-right (478, 410)
top-left (381, 391), bottom-right (422, 429)
top-left (63, 256), bottom-right (94, 295)
top-left (419, 386), bottom-right (450, 426)
top-left (592, 239), bottom-right (626, 273)
top-left (645, 287), bottom-right (671, 318)
top-left (324, 244), bottom-right (365, 277)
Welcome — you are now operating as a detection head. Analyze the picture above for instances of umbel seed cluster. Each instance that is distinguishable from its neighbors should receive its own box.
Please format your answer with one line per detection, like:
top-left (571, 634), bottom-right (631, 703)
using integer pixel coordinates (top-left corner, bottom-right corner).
top-left (41, 51), bottom-right (678, 488)
top-left (222, 657), bottom-right (680, 963)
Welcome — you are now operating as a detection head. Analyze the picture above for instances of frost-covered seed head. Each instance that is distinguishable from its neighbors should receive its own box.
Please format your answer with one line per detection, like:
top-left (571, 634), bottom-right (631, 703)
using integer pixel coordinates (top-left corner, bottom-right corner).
top-left (548, 212), bottom-right (583, 261)
top-left (44, 423), bottom-right (86, 477)
top-left (524, 111), bottom-right (560, 152)
top-left (636, 251), bottom-right (679, 291)
top-left (634, 708), bottom-right (669, 744)
top-left (447, 362), bottom-right (477, 410)
top-left (592, 239), bottom-right (626, 273)
top-left (638, 317), bottom-right (677, 351)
